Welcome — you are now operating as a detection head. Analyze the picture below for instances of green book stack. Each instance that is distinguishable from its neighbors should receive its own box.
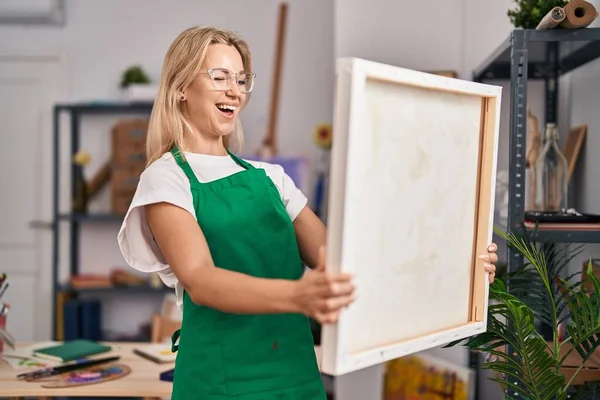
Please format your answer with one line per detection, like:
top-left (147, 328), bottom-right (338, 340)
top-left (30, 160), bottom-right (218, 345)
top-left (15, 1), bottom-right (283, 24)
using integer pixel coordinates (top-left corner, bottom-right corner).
top-left (33, 339), bottom-right (112, 362)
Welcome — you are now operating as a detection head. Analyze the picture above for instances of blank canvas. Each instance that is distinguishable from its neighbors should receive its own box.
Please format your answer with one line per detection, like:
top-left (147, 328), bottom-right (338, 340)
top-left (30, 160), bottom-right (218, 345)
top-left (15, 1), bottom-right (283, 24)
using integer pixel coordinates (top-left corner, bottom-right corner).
top-left (321, 58), bottom-right (502, 376)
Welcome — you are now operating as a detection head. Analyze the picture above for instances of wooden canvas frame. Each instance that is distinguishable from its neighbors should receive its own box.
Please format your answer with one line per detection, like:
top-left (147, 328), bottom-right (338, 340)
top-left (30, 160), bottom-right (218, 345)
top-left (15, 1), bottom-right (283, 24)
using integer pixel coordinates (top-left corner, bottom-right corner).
top-left (321, 57), bottom-right (502, 376)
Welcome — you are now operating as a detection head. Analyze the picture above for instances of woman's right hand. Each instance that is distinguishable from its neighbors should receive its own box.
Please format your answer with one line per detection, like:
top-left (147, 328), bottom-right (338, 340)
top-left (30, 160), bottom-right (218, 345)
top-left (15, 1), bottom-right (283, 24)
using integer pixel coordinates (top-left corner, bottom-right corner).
top-left (292, 246), bottom-right (356, 324)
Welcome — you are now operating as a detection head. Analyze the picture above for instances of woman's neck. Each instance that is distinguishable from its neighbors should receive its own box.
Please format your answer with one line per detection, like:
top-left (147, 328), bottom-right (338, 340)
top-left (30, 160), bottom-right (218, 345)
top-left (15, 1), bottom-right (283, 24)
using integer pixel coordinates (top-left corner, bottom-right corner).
top-left (181, 130), bottom-right (228, 156)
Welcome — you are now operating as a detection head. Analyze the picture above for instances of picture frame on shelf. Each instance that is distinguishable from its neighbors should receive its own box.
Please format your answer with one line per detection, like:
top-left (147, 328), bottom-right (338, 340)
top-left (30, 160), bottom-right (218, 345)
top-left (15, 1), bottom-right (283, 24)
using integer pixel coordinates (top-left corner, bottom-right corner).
top-left (562, 124), bottom-right (587, 183)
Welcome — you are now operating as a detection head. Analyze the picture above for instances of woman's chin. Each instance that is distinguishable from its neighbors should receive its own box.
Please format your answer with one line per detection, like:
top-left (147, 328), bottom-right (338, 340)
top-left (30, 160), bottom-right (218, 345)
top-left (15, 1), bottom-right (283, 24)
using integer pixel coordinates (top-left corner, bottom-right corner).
top-left (217, 121), bottom-right (236, 134)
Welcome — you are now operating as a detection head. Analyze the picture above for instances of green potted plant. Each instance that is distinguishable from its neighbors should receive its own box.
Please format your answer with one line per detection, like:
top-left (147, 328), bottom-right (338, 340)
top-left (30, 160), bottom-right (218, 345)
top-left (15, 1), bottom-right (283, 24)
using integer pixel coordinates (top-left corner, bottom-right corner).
top-left (120, 65), bottom-right (150, 89)
top-left (446, 224), bottom-right (600, 399)
top-left (120, 65), bottom-right (156, 102)
top-left (507, 0), bottom-right (568, 28)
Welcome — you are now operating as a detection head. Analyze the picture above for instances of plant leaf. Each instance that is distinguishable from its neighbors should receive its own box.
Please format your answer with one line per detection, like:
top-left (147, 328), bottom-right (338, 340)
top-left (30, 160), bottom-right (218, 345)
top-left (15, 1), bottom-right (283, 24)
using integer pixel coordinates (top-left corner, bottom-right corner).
top-left (559, 260), bottom-right (600, 367)
top-left (457, 278), bottom-right (565, 400)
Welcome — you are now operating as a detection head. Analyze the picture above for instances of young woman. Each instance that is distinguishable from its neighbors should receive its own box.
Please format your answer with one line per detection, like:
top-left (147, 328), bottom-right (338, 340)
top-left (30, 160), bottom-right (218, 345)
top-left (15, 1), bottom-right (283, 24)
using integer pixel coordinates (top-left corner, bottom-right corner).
top-left (118, 25), bottom-right (498, 400)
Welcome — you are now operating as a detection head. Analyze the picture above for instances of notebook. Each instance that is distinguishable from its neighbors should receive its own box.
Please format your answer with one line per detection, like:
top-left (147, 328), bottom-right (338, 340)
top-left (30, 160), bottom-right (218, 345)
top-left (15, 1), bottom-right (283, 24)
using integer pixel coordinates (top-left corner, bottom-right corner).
top-left (133, 343), bottom-right (177, 364)
top-left (32, 339), bottom-right (112, 362)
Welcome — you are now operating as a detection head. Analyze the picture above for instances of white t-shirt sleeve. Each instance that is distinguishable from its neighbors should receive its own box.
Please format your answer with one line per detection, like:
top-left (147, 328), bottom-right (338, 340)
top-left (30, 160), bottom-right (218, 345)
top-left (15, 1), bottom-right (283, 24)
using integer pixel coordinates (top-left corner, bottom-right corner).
top-left (259, 162), bottom-right (308, 221)
top-left (117, 160), bottom-right (195, 287)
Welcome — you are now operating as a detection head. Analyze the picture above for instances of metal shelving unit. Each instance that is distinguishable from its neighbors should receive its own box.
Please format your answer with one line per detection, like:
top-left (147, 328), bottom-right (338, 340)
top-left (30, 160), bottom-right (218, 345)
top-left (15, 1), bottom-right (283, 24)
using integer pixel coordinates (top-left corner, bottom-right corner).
top-left (474, 27), bottom-right (600, 273)
top-left (51, 101), bottom-right (168, 340)
top-left (473, 27), bottom-right (600, 399)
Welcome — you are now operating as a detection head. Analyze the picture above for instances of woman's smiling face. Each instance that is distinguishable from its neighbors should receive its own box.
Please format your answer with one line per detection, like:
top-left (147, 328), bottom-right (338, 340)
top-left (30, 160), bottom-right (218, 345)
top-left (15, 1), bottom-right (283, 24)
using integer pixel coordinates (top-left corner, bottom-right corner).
top-left (182, 43), bottom-right (248, 140)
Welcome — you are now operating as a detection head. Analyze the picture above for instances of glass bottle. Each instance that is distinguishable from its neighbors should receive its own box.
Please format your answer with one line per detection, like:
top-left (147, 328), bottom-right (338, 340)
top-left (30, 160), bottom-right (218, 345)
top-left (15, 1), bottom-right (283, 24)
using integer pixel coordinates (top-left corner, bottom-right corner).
top-left (533, 123), bottom-right (568, 211)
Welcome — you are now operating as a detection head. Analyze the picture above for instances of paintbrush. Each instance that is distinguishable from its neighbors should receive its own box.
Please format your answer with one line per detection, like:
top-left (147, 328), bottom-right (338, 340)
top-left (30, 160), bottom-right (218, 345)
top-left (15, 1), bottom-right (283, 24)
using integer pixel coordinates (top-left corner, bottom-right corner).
top-left (17, 355), bottom-right (120, 381)
top-left (0, 327), bottom-right (15, 350)
top-left (0, 282), bottom-right (8, 301)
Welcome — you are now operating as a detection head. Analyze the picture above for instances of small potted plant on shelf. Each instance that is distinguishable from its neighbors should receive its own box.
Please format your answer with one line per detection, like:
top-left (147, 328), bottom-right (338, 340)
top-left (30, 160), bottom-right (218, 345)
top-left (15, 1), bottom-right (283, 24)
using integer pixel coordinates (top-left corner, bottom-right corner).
top-left (120, 65), bottom-right (156, 102)
top-left (446, 224), bottom-right (600, 399)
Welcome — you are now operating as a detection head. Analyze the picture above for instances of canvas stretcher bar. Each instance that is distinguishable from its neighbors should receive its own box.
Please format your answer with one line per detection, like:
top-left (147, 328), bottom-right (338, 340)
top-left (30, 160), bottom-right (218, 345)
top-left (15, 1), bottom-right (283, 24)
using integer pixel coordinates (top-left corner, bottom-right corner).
top-left (320, 57), bottom-right (502, 376)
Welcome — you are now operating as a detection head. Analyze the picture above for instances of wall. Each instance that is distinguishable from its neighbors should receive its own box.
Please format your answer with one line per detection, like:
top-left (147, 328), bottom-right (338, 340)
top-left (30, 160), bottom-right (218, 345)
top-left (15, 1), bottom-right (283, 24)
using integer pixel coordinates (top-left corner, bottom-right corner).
top-left (335, 0), bottom-right (465, 73)
top-left (0, 0), bottom-right (334, 338)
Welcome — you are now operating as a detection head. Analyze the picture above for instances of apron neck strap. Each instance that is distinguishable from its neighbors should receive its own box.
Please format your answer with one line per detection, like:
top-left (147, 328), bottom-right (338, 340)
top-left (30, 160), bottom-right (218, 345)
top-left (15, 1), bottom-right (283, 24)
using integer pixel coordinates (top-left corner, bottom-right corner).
top-left (170, 146), bottom-right (201, 185)
top-left (227, 150), bottom-right (254, 170)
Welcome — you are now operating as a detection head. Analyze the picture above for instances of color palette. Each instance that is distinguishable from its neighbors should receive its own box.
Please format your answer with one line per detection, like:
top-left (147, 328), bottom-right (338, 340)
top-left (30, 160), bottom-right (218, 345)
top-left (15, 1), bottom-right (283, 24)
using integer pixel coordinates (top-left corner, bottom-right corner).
top-left (40, 363), bottom-right (131, 388)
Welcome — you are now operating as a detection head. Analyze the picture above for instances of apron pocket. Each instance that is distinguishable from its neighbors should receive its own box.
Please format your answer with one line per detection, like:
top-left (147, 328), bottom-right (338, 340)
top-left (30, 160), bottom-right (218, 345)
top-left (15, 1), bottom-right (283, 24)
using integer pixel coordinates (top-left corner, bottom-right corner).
top-left (216, 313), bottom-right (319, 396)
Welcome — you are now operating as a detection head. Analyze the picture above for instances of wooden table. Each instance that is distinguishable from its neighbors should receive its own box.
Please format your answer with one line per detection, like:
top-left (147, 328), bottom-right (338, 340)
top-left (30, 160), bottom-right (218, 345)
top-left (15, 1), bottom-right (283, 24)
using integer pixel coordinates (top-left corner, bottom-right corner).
top-left (0, 342), bottom-right (173, 398)
top-left (0, 342), bottom-right (325, 398)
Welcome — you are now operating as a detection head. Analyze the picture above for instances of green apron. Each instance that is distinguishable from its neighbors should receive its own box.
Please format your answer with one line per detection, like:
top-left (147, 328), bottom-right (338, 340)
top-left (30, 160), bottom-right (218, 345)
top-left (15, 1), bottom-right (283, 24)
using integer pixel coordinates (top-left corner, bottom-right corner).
top-left (168, 147), bottom-right (326, 400)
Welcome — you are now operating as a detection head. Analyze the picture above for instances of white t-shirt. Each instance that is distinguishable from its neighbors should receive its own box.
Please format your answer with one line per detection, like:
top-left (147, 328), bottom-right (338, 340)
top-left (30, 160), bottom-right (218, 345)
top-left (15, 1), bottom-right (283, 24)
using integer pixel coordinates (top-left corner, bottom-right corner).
top-left (117, 151), bottom-right (308, 310)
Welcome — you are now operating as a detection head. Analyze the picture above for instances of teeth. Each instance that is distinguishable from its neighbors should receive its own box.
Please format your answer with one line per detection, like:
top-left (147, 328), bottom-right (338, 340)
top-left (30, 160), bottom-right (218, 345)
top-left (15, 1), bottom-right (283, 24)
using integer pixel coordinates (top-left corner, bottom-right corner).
top-left (216, 104), bottom-right (236, 111)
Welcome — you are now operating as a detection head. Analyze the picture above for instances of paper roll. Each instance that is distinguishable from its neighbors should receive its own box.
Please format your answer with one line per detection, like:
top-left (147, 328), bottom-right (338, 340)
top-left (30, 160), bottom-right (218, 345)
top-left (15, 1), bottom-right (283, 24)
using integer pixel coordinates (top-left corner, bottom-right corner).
top-left (560, 0), bottom-right (599, 28)
top-left (536, 6), bottom-right (566, 29)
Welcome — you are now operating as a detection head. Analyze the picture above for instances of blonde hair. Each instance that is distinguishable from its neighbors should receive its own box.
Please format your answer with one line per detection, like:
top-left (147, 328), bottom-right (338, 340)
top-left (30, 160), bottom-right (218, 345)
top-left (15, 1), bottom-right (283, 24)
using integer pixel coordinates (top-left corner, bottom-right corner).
top-left (146, 26), bottom-right (253, 166)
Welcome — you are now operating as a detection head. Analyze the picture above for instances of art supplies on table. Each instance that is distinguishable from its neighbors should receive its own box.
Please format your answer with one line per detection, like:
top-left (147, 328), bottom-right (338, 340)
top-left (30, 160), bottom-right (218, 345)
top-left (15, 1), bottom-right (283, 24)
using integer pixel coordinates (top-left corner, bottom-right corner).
top-left (17, 355), bottom-right (120, 381)
top-left (40, 363), bottom-right (130, 388)
top-left (160, 367), bottom-right (175, 382)
top-left (133, 343), bottom-right (177, 364)
top-left (32, 339), bottom-right (112, 362)
top-left (0, 326), bottom-right (15, 351)
top-left (0, 341), bottom-right (60, 370)
top-left (0, 273), bottom-right (9, 305)
top-left (0, 282), bottom-right (8, 300)
top-left (22, 360), bottom-right (130, 388)
top-left (0, 273), bottom-right (14, 352)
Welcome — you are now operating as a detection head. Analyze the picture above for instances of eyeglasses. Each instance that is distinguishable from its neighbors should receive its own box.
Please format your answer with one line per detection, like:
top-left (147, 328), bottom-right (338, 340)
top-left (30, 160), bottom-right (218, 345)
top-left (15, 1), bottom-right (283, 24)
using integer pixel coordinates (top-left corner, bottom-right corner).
top-left (205, 68), bottom-right (256, 93)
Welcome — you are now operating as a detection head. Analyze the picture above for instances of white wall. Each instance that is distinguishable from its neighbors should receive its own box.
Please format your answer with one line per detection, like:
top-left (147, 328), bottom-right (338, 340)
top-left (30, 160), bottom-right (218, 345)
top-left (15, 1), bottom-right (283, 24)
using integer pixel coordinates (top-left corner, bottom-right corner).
top-left (335, 0), bottom-right (464, 73)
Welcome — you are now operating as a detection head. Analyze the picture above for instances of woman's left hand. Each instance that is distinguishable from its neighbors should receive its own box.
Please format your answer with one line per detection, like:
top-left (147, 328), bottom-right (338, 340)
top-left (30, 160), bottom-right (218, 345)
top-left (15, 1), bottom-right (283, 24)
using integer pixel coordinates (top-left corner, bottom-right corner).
top-left (478, 243), bottom-right (498, 283)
